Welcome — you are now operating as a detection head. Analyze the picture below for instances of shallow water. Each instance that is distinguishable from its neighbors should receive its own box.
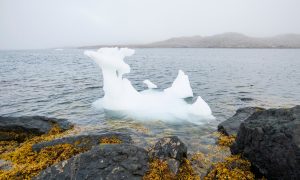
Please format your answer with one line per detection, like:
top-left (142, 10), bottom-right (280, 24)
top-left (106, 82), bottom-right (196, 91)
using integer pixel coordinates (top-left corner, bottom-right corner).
top-left (1, 48), bottom-right (299, 152)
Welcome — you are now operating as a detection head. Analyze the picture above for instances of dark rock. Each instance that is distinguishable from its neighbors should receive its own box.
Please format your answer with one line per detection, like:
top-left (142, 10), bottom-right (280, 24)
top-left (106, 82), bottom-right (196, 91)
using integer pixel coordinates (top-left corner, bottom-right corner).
top-left (0, 116), bottom-right (72, 141)
top-left (34, 144), bottom-right (149, 180)
top-left (149, 136), bottom-right (187, 175)
top-left (32, 132), bottom-right (132, 152)
top-left (240, 97), bottom-right (254, 102)
top-left (149, 136), bottom-right (187, 162)
top-left (231, 105), bottom-right (300, 179)
top-left (218, 107), bottom-right (265, 136)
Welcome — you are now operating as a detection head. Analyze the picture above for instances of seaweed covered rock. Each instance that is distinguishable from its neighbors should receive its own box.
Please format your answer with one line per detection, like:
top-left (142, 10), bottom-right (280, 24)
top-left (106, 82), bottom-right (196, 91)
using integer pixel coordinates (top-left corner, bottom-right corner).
top-left (32, 132), bottom-right (132, 152)
top-left (149, 136), bottom-right (187, 174)
top-left (0, 116), bottom-right (72, 141)
top-left (149, 136), bottom-right (187, 161)
top-left (34, 144), bottom-right (149, 180)
top-left (0, 123), bottom-right (81, 179)
top-left (204, 155), bottom-right (254, 180)
top-left (218, 107), bottom-right (265, 136)
top-left (231, 105), bottom-right (300, 179)
top-left (144, 136), bottom-right (199, 179)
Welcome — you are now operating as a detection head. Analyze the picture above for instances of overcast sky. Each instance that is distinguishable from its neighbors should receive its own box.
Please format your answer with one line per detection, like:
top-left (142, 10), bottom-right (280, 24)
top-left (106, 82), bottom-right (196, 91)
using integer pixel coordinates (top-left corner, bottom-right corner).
top-left (1, 0), bottom-right (300, 50)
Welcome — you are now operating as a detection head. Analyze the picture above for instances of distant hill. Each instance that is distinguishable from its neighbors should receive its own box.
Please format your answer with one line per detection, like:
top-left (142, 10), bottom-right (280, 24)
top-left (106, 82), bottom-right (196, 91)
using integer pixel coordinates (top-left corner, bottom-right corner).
top-left (80, 33), bottom-right (300, 49)
top-left (141, 33), bottom-right (300, 48)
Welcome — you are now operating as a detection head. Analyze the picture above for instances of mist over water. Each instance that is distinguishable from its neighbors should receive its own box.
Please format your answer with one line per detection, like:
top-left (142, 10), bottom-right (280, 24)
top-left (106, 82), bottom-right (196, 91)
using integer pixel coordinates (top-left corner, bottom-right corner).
top-left (1, 48), bottom-right (299, 151)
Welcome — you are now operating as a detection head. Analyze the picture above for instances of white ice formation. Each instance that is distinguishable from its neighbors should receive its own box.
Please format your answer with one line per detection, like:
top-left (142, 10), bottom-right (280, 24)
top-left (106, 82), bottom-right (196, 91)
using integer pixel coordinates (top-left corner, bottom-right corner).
top-left (85, 47), bottom-right (215, 124)
top-left (143, 80), bottom-right (157, 89)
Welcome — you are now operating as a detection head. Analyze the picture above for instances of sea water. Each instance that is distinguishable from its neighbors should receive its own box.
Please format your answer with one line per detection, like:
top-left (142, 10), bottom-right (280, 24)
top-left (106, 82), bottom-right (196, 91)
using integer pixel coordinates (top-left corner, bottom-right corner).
top-left (1, 48), bottom-right (299, 151)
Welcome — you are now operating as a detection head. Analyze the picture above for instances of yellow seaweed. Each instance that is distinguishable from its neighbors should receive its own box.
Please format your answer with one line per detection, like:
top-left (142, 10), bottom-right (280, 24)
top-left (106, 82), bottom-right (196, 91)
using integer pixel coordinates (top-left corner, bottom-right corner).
top-left (0, 124), bottom-right (82, 180)
top-left (100, 136), bottom-right (122, 144)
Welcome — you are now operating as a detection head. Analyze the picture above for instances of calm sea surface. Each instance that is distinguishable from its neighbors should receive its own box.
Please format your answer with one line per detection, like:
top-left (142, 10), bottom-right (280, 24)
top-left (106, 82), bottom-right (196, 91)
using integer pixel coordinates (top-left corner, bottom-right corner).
top-left (1, 48), bottom-right (299, 151)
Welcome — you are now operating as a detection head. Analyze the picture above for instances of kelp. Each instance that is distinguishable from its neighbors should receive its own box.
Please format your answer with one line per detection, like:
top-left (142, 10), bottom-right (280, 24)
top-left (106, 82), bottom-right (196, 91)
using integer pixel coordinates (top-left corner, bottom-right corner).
top-left (0, 124), bottom-right (125, 180)
top-left (143, 158), bottom-right (199, 180)
top-left (143, 159), bottom-right (175, 180)
top-left (100, 136), bottom-right (122, 144)
top-left (204, 155), bottom-right (255, 180)
top-left (215, 132), bottom-right (236, 147)
top-left (203, 133), bottom-right (255, 180)
top-left (0, 141), bottom-right (19, 154)
top-left (0, 124), bottom-right (82, 179)
top-left (177, 159), bottom-right (200, 180)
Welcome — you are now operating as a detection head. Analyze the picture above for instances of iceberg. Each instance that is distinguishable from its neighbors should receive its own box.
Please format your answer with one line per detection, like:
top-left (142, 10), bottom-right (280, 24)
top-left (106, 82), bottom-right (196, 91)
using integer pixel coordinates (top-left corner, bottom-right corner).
top-left (85, 47), bottom-right (215, 124)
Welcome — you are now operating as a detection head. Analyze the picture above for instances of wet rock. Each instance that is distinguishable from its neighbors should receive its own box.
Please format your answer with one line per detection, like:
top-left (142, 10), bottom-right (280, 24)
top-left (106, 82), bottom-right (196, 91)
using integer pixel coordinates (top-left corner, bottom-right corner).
top-left (34, 144), bottom-right (149, 180)
top-left (32, 132), bottom-right (132, 152)
top-left (231, 105), bottom-right (300, 179)
top-left (149, 136), bottom-right (187, 161)
top-left (240, 97), bottom-right (254, 102)
top-left (0, 116), bottom-right (72, 141)
top-left (218, 107), bottom-right (265, 136)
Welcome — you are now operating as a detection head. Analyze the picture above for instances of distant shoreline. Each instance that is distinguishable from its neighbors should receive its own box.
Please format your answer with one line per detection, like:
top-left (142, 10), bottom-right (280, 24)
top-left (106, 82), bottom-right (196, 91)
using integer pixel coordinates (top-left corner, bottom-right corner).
top-left (2, 32), bottom-right (300, 51)
top-left (79, 32), bottom-right (300, 49)
top-left (78, 46), bottom-right (300, 50)
top-left (2, 47), bottom-right (300, 51)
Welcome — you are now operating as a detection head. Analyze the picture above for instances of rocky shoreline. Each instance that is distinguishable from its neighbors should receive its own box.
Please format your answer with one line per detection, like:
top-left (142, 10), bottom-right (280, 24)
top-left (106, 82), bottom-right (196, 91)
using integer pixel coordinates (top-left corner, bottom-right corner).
top-left (1, 105), bottom-right (299, 179)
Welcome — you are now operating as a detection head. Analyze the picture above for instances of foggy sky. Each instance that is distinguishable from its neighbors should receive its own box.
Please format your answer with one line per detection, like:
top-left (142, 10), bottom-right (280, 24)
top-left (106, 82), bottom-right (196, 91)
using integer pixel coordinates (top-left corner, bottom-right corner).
top-left (1, 0), bottom-right (300, 50)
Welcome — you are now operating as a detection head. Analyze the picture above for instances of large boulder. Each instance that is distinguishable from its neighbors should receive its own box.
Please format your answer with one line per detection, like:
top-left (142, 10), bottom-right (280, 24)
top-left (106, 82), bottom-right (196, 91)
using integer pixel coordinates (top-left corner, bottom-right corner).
top-left (34, 144), bottom-right (149, 180)
top-left (0, 116), bottom-right (72, 141)
top-left (218, 107), bottom-right (265, 136)
top-left (231, 105), bottom-right (300, 179)
top-left (32, 133), bottom-right (132, 152)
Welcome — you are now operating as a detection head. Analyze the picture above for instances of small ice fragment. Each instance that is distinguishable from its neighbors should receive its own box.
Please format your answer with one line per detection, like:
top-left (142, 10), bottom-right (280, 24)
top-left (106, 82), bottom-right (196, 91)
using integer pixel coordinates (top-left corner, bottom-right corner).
top-left (143, 80), bottom-right (157, 89)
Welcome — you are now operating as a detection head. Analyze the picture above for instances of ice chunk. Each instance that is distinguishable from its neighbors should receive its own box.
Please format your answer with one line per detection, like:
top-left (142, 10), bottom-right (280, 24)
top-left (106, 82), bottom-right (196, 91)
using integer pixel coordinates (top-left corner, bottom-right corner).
top-left (164, 70), bottom-right (193, 98)
top-left (85, 47), bottom-right (214, 124)
top-left (143, 80), bottom-right (157, 89)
